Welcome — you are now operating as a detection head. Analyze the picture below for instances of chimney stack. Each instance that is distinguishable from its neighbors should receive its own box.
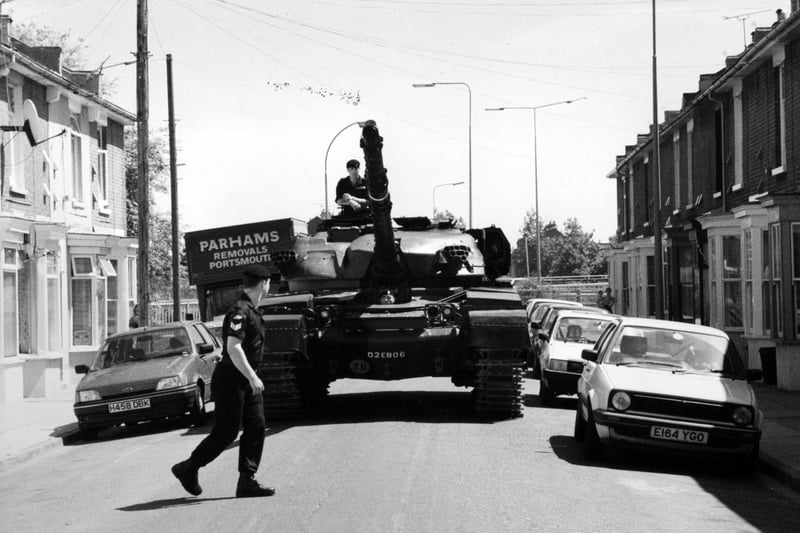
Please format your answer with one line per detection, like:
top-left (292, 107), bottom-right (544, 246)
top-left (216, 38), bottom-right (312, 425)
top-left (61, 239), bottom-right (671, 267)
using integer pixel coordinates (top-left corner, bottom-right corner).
top-left (0, 15), bottom-right (12, 47)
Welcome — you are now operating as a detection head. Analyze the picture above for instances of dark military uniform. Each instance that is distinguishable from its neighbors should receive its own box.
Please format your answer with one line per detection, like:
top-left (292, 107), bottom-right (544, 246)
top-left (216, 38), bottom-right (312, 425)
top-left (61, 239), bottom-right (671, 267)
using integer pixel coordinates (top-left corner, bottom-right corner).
top-left (335, 175), bottom-right (368, 216)
top-left (189, 292), bottom-right (266, 475)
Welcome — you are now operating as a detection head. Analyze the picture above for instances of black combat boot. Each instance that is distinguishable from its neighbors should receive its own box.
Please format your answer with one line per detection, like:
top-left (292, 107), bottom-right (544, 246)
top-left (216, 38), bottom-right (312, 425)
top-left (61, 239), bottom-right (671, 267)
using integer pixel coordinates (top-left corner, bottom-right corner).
top-left (236, 473), bottom-right (275, 498)
top-left (171, 459), bottom-right (202, 496)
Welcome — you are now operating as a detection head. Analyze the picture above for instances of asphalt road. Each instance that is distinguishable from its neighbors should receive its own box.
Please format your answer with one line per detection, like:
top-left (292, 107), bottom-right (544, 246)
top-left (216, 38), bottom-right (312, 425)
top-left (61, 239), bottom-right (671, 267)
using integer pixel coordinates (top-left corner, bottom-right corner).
top-left (2, 376), bottom-right (799, 533)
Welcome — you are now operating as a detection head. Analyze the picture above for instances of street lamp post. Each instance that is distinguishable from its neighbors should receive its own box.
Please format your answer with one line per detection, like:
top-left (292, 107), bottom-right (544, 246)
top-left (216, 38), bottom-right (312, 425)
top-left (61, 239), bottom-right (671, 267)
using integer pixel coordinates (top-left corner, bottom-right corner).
top-left (413, 82), bottom-right (472, 227)
top-left (432, 181), bottom-right (465, 218)
top-left (324, 121), bottom-right (366, 218)
top-left (486, 97), bottom-right (586, 286)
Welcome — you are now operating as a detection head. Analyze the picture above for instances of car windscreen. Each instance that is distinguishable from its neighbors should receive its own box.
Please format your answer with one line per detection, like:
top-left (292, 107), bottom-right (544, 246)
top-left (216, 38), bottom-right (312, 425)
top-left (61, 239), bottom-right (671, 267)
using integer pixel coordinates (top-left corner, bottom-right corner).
top-left (92, 328), bottom-right (192, 370)
top-left (602, 326), bottom-right (745, 378)
top-left (552, 316), bottom-right (615, 344)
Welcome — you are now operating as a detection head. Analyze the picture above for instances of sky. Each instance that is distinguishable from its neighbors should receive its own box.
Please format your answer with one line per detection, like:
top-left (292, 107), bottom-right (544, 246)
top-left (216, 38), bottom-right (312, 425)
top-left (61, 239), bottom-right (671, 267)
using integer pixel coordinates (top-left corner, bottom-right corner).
top-left (5, 0), bottom-right (790, 243)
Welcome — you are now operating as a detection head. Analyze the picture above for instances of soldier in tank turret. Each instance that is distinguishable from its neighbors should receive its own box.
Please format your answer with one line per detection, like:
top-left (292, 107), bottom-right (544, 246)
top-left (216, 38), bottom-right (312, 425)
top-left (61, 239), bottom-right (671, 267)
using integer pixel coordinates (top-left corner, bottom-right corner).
top-left (335, 159), bottom-right (369, 216)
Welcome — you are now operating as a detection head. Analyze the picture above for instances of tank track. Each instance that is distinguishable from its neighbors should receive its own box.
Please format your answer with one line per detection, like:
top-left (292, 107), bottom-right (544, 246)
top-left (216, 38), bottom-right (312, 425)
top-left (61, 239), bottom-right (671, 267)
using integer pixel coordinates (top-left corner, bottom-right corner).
top-left (259, 351), bottom-right (304, 421)
top-left (473, 348), bottom-right (524, 419)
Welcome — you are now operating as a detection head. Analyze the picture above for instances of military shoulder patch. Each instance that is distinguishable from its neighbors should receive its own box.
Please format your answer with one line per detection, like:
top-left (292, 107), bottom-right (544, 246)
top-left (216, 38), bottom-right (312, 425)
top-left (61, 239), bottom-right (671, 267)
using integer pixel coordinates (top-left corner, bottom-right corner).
top-left (229, 314), bottom-right (244, 331)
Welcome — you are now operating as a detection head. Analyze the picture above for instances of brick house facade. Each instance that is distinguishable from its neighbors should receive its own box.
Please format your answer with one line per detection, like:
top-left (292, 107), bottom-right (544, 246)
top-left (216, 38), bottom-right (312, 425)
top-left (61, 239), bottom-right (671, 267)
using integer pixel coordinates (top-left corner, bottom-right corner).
top-left (0, 16), bottom-right (137, 404)
top-left (606, 7), bottom-right (800, 389)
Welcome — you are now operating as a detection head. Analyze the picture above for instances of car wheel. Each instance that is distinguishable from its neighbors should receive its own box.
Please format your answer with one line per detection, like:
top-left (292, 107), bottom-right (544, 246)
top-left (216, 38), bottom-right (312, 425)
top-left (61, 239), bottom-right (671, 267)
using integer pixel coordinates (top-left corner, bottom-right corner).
top-left (539, 377), bottom-right (554, 406)
top-left (738, 440), bottom-right (760, 476)
top-left (532, 357), bottom-right (541, 380)
top-left (582, 408), bottom-right (604, 460)
top-left (574, 404), bottom-right (586, 442)
top-left (79, 425), bottom-right (99, 441)
top-left (189, 384), bottom-right (207, 426)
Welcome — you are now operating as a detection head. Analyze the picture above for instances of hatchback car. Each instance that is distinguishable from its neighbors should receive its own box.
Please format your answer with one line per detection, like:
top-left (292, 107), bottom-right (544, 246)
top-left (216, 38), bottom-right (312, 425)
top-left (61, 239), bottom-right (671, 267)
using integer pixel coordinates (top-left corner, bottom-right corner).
top-left (574, 317), bottom-right (763, 473)
top-left (73, 321), bottom-right (222, 440)
top-left (536, 310), bottom-right (617, 405)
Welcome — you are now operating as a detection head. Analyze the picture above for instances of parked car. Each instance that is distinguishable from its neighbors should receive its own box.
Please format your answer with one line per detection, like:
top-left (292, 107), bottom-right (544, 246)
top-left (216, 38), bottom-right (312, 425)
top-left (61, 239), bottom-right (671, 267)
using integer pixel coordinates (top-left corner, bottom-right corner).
top-left (526, 299), bottom-right (583, 370)
top-left (536, 310), bottom-right (617, 405)
top-left (73, 321), bottom-right (222, 440)
top-left (574, 317), bottom-right (763, 474)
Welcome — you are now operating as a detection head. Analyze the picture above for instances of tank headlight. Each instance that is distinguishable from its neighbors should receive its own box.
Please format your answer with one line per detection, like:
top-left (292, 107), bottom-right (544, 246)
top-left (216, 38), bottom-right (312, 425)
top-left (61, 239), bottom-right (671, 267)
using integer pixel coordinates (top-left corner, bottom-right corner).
top-left (732, 406), bottom-right (753, 426)
top-left (379, 291), bottom-right (396, 305)
top-left (319, 308), bottom-right (331, 324)
top-left (425, 305), bottom-right (440, 320)
top-left (441, 305), bottom-right (454, 319)
top-left (610, 391), bottom-right (631, 411)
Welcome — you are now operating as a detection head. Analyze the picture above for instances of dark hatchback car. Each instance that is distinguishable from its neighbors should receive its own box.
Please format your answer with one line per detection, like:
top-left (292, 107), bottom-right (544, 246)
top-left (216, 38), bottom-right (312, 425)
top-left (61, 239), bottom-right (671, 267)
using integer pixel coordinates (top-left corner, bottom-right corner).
top-left (73, 321), bottom-right (221, 440)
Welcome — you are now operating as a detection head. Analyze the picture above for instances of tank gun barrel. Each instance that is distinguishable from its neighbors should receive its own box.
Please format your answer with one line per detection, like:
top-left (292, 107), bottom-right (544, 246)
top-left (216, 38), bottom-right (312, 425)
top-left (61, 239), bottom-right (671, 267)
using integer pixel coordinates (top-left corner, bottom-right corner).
top-left (360, 120), bottom-right (403, 283)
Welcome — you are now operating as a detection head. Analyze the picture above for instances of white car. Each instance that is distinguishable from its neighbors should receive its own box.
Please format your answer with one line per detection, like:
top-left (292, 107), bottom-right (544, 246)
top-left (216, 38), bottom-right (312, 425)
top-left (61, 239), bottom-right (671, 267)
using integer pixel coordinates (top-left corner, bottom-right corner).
top-left (574, 317), bottom-right (763, 474)
top-left (536, 310), bottom-right (617, 405)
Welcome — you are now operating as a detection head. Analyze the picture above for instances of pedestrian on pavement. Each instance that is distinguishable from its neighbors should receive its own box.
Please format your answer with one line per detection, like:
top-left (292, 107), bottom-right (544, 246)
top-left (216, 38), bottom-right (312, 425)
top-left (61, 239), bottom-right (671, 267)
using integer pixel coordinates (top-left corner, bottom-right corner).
top-left (128, 304), bottom-right (140, 329)
top-left (603, 287), bottom-right (615, 313)
top-left (335, 159), bottom-right (369, 216)
top-left (171, 264), bottom-right (275, 498)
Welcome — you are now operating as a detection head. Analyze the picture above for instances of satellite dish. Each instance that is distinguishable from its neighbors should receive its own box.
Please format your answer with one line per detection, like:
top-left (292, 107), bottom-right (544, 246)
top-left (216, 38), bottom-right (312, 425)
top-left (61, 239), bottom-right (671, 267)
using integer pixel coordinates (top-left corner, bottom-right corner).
top-left (22, 99), bottom-right (41, 147)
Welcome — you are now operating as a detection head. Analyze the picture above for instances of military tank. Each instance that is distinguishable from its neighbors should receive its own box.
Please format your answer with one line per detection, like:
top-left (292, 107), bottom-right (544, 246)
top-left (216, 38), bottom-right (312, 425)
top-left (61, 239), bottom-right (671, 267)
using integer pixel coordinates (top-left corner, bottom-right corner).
top-left (257, 120), bottom-right (530, 420)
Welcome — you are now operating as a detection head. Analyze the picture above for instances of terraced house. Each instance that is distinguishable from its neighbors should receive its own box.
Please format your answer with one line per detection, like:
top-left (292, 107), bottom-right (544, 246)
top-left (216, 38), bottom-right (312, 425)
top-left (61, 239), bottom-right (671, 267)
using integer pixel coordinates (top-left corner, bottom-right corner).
top-left (0, 15), bottom-right (137, 404)
top-left (606, 6), bottom-right (800, 390)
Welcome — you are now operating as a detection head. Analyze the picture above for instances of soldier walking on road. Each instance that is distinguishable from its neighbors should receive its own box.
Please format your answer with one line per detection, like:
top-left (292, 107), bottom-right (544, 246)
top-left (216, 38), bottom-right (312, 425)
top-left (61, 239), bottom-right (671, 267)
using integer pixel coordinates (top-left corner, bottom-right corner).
top-left (171, 265), bottom-right (275, 498)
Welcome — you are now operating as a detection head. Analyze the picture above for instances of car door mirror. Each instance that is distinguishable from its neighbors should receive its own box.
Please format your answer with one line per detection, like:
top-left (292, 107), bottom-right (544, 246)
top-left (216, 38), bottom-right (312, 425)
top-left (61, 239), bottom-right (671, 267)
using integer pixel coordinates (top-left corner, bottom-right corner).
top-left (538, 332), bottom-right (550, 342)
top-left (530, 321), bottom-right (540, 330)
top-left (747, 368), bottom-right (763, 382)
top-left (197, 343), bottom-right (214, 355)
top-left (75, 364), bottom-right (90, 374)
top-left (581, 349), bottom-right (599, 362)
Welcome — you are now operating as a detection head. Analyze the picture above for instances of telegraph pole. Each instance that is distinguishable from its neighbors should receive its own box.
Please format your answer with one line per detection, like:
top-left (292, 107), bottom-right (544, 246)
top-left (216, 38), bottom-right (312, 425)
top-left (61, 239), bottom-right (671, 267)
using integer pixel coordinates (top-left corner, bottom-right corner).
top-left (136, 0), bottom-right (150, 326)
top-left (167, 54), bottom-right (180, 321)
top-left (651, 0), bottom-right (664, 319)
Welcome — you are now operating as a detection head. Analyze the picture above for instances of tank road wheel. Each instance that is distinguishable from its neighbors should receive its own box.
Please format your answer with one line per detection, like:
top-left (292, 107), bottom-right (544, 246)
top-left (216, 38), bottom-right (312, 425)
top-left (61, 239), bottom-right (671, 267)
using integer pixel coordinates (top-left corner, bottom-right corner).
top-left (472, 348), bottom-right (524, 420)
top-left (259, 352), bottom-right (304, 422)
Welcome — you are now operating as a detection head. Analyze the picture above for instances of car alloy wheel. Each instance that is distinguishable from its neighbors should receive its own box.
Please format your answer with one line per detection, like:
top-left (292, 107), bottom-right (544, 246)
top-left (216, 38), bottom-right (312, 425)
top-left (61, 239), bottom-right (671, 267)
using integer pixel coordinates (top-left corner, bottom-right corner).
top-left (189, 384), bottom-right (207, 426)
top-left (539, 377), bottom-right (554, 406)
top-left (582, 408), bottom-right (604, 460)
top-left (573, 404), bottom-right (586, 442)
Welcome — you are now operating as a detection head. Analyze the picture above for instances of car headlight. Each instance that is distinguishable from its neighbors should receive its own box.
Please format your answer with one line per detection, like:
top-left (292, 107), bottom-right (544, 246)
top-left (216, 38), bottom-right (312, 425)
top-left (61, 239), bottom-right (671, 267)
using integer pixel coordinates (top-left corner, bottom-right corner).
top-left (732, 406), bottom-right (754, 426)
top-left (610, 391), bottom-right (631, 411)
top-left (156, 376), bottom-right (184, 390)
top-left (77, 390), bottom-right (101, 403)
top-left (549, 359), bottom-right (568, 371)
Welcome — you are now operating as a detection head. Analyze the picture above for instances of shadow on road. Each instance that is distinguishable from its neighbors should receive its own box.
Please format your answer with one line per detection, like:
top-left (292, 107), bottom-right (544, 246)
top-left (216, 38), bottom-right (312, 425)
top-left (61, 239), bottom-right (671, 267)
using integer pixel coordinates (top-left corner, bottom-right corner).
top-left (117, 496), bottom-right (236, 512)
top-left (549, 434), bottom-right (800, 531)
top-left (276, 390), bottom-right (485, 429)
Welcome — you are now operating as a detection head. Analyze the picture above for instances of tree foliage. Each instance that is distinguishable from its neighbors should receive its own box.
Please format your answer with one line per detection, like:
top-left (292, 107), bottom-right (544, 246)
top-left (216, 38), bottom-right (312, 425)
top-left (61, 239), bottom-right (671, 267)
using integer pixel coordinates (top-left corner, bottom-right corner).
top-left (125, 129), bottom-right (192, 300)
top-left (512, 210), bottom-right (607, 278)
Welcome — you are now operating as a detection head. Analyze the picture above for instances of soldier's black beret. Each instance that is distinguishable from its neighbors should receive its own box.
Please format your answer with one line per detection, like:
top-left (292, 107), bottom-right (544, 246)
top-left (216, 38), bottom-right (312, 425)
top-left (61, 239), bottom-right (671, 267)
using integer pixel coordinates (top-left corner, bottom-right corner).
top-left (346, 159), bottom-right (360, 169)
top-left (242, 264), bottom-right (271, 286)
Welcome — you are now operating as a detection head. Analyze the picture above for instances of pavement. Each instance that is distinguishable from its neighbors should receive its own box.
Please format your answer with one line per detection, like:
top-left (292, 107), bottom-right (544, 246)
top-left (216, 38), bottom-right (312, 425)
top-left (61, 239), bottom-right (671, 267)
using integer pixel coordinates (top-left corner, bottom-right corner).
top-left (1, 380), bottom-right (799, 492)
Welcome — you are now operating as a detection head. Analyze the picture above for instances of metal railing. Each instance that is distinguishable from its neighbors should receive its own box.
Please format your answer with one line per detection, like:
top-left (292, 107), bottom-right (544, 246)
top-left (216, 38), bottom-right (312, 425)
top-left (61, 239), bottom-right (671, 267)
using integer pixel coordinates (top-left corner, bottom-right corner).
top-left (514, 276), bottom-right (609, 306)
top-left (148, 300), bottom-right (201, 324)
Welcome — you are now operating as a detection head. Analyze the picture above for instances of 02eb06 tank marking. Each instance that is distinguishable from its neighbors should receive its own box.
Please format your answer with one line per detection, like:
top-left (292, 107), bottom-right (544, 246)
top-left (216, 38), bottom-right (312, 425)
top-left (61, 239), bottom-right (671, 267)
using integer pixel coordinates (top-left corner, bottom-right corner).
top-left (367, 351), bottom-right (406, 359)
